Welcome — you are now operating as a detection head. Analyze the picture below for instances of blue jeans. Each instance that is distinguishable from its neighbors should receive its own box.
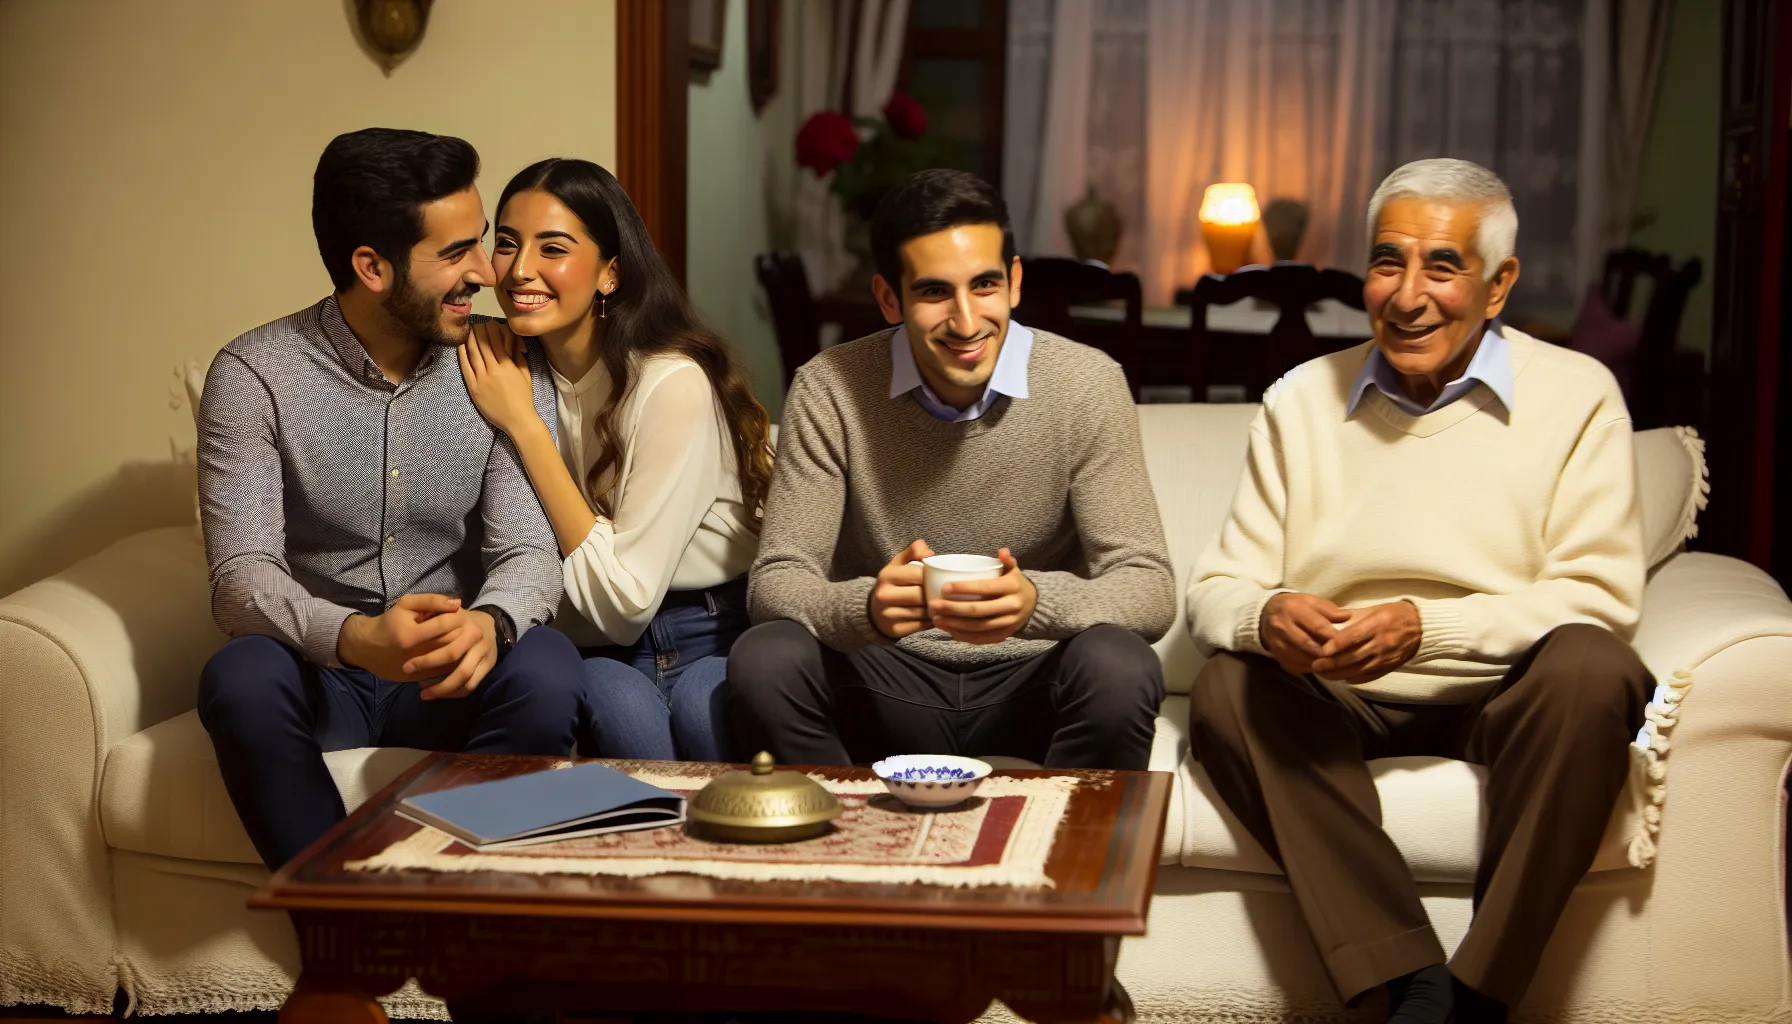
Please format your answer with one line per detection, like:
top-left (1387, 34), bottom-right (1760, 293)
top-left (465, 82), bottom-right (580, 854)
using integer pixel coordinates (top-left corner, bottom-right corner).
top-left (198, 627), bottom-right (584, 868)
top-left (578, 577), bottom-right (746, 762)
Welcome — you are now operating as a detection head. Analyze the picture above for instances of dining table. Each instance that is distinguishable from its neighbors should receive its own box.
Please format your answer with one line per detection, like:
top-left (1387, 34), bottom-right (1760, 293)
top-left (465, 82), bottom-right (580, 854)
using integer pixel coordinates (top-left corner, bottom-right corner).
top-left (809, 290), bottom-right (1374, 403)
top-left (1067, 298), bottom-right (1371, 402)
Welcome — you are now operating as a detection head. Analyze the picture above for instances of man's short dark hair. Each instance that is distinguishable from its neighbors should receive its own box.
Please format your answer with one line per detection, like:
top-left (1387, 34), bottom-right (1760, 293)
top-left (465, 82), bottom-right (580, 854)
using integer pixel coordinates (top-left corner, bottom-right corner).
top-left (869, 169), bottom-right (1017, 291)
top-left (312, 128), bottom-right (480, 292)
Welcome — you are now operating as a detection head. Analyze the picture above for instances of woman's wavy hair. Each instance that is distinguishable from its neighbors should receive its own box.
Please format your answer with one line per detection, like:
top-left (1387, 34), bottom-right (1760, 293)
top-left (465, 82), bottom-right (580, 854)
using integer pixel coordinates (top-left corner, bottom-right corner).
top-left (497, 158), bottom-right (774, 523)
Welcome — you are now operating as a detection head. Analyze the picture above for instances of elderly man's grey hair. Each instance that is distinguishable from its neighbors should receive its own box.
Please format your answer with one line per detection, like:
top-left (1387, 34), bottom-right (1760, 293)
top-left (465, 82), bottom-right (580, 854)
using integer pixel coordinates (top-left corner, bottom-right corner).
top-left (1365, 158), bottom-right (1518, 280)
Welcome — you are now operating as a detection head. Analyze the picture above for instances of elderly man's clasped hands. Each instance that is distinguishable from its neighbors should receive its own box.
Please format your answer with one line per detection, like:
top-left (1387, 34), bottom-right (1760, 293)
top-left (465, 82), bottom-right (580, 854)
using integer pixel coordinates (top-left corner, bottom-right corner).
top-left (1260, 593), bottom-right (1423, 684)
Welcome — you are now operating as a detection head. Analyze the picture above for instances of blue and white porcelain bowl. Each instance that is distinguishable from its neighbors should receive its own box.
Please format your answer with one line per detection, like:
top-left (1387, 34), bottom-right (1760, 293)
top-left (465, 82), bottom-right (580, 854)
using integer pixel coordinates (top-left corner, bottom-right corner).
top-left (871, 755), bottom-right (993, 809)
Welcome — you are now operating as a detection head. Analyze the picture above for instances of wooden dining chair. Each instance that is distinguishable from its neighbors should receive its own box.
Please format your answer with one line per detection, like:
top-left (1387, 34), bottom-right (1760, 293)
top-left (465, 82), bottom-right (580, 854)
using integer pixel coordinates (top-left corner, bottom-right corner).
top-left (1177, 262), bottom-right (1367, 400)
top-left (754, 252), bottom-right (822, 392)
top-left (1014, 256), bottom-right (1144, 339)
top-left (1596, 247), bottom-right (1703, 429)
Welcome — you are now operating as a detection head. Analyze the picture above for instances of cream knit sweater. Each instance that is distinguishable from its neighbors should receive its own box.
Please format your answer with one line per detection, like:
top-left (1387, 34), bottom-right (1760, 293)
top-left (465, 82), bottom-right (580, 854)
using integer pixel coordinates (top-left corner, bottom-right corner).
top-left (1187, 327), bottom-right (1645, 704)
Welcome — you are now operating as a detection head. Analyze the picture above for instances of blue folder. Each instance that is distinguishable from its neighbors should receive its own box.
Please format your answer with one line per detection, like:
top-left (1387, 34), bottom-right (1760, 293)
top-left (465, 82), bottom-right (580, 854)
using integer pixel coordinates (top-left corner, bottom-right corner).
top-left (397, 762), bottom-right (686, 850)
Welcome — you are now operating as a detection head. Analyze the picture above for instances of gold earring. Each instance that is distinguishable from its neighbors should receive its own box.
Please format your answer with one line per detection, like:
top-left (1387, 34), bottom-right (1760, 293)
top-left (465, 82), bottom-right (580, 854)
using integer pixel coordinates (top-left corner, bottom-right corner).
top-left (600, 294), bottom-right (607, 319)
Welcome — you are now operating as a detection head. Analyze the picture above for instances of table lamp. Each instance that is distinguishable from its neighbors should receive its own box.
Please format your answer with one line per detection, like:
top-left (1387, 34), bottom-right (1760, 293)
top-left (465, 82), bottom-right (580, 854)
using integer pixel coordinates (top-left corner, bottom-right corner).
top-left (1199, 183), bottom-right (1261, 275)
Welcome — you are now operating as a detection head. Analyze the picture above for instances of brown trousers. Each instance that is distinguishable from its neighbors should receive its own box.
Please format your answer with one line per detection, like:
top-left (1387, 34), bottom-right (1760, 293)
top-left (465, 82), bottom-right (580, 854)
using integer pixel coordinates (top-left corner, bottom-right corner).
top-left (1187, 623), bottom-right (1651, 1007)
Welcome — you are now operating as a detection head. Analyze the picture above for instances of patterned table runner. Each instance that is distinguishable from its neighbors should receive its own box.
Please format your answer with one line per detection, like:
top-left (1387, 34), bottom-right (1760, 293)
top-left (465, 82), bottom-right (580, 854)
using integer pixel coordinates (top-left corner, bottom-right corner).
top-left (348, 769), bottom-right (1078, 889)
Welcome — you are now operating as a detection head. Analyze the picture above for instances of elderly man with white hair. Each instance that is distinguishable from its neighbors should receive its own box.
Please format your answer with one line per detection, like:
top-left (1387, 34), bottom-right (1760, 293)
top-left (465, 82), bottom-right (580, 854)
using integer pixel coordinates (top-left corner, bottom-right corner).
top-left (1185, 158), bottom-right (1651, 1024)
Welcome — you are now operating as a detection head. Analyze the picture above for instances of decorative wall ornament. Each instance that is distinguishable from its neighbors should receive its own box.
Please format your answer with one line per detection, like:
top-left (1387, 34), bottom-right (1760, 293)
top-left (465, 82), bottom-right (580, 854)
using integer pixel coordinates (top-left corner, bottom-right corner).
top-left (351, 0), bottom-right (435, 75)
top-left (691, 0), bottom-right (726, 71)
top-left (747, 0), bottom-right (781, 113)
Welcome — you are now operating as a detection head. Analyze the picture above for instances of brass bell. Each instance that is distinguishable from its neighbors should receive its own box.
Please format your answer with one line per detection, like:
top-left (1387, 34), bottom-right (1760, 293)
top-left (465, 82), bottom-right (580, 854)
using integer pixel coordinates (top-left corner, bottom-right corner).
top-left (687, 751), bottom-right (843, 843)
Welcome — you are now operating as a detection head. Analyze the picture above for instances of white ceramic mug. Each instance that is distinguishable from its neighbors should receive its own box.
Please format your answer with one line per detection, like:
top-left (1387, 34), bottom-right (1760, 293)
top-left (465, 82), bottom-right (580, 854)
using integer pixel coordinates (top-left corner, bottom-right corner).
top-left (918, 553), bottom-right (1004, 607)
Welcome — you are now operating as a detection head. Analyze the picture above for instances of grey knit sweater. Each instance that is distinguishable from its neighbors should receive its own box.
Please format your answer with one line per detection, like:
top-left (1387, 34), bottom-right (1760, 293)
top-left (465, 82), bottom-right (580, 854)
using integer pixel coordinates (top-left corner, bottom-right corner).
top-left (748, 327), bottom-right (1176, 668)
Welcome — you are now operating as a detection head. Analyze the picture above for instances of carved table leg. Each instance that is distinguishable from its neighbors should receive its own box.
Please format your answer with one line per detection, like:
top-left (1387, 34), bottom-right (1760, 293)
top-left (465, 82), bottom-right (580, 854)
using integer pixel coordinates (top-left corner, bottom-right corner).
top-left (279, 972), bottom-right (390, 1024)
top-left (1096, 977), bottom-right (1135, 1024)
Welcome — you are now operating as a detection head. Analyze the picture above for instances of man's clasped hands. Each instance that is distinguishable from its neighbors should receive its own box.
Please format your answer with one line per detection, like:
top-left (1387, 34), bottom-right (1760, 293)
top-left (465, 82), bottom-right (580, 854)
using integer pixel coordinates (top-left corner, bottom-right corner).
top-left (1260, 592), bottom-right (1424, 684)
top-left (336, 595), bottom-right (501, 700)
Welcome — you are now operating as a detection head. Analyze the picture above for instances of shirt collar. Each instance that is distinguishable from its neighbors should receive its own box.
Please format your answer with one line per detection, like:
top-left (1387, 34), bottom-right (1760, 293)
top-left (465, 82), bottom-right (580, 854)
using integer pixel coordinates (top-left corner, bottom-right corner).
top-left (888, 321), bottom-right (1033, 416)
top-left (318, 293), bottom-right (441, 386)
top-left (1347, 324), bottom-right (1514, 417)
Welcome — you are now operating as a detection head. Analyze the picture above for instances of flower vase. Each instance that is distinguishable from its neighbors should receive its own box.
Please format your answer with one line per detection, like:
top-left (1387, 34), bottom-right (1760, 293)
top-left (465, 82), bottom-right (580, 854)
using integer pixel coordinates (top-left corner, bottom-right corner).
top-left (1065, 187), bottom-right (1122, 265)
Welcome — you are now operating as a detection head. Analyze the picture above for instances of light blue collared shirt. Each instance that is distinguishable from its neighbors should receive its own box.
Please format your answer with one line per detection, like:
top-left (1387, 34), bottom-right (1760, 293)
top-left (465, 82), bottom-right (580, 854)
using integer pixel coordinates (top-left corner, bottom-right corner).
top-left (889, 321), bottom-right (1034, 422)
top-left (1347, 325), bottom-right (1515, 418)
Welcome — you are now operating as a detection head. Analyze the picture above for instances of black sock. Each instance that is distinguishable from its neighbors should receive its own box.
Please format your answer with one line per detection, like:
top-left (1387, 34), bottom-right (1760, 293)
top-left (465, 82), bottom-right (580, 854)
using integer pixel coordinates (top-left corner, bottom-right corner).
top-left (1386, 963), bottom-right (1453, 1024)
top-left (1451, 975), bottom-right (1509, 1024)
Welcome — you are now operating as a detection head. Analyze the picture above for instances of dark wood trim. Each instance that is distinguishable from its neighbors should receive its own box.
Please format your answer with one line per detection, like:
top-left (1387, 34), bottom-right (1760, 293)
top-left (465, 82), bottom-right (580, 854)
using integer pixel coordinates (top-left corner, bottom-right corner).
top-left (690, 0), bottom-right (726, 71)
top-left (617, 0), bottom-right (689, 287)
top-left (898, 0), bottom-right (1008, 190)
top-left (1749, 22), bottom-right (1789, 568)
top-left (1708, 0), bottom-right (1789, 568)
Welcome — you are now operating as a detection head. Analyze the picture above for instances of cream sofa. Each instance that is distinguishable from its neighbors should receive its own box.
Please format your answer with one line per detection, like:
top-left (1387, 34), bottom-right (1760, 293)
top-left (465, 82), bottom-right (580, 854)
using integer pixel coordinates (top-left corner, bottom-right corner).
top-left (1, 404), bottom-right (1788, 1022)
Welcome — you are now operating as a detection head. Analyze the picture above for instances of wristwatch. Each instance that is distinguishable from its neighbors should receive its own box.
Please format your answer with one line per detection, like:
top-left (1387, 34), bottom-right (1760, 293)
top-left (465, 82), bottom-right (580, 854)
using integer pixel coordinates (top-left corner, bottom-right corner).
top-left (475, 605), bottom-right (517, 660)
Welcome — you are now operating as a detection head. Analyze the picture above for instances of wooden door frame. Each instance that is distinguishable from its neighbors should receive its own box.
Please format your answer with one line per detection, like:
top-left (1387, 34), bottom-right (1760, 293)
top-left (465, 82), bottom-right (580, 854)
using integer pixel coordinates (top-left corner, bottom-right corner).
top-left (1709, 0), bottom-right (1791, 569)
top-left (617, 0), bottom-right (690, 287)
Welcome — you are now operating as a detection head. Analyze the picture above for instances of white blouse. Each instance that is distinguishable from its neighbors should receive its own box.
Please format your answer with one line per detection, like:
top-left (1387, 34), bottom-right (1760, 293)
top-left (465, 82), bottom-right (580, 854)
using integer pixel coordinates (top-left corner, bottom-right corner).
top-left (549, 354), bottom-right (758, 647)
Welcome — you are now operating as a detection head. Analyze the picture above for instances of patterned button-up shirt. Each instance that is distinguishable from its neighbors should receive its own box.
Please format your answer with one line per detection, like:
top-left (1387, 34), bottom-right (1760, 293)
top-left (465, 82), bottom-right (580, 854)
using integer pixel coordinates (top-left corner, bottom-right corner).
top-left (197, 295), bottom-right (561, 668)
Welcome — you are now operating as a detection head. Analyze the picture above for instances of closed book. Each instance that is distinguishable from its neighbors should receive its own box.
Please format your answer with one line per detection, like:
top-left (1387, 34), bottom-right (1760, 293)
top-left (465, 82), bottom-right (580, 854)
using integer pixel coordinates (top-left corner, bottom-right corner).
top-left (397, 762), bottom-right (686, 850)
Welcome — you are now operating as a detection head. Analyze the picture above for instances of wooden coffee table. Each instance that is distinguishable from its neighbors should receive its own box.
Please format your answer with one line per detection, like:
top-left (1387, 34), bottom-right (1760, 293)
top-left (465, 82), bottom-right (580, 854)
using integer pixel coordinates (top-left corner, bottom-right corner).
top-left (251, 754), bottom-right (1171, 1023)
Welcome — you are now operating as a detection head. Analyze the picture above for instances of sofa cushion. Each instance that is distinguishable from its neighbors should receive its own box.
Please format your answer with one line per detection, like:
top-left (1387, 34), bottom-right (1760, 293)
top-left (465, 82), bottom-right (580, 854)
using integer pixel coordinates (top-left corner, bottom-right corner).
top-left (1634, 426), bottom-right (1707, 569)
top-left (103, 701), bottom-right (1644, 882)
top-left (1169, 748), bottom-right (1642, 881)
top-left (1136, 403), bottom-right (1259, 695)
top-left (101, 709), bottom-right (429, 864)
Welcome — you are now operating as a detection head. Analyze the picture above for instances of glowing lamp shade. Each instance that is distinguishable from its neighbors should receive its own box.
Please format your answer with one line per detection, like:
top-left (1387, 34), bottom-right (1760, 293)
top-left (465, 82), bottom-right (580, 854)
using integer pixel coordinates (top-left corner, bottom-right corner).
top-left (1198, 183), bottom-right (1261, 274)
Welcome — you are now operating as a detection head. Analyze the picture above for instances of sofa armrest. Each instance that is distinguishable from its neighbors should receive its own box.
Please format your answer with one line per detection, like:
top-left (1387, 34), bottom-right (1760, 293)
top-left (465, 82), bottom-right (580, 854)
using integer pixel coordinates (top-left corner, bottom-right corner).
top-left (1634, 551), bottom-right (1792, 678)
top-left (0, 525), bottom-right (221, 1012)
top-left (1618, 551), bottom-right (1792, 1013)
top-left (1626, 551), bottom-right (1792, 854)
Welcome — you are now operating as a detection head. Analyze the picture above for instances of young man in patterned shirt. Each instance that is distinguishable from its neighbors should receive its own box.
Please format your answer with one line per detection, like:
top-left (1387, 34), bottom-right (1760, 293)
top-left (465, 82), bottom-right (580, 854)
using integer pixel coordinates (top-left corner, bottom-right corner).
top-left (196, 128), bottom-right (583, 869)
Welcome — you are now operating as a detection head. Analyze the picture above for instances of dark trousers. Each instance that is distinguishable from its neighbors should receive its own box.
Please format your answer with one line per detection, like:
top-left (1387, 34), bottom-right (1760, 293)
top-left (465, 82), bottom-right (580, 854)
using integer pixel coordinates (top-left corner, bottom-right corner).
top-left (199, 628), bottom-right (585, 869)
top-left (1187, 624), bottom-right (1651, 1007)
top-left (727, 620), bottom-right (1165, 770)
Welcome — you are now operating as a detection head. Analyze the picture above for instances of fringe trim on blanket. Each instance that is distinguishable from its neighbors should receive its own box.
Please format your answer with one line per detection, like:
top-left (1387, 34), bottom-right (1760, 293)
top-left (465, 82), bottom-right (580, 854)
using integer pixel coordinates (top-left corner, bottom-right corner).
top-left (974, 989), bottom-right (1792, 1024)
top-left (1616, 428), bottom-right (1704, 871)
top-left (0, 948), bottom-right (117, 1016)
top-left (116, 957), bottom-right (448, 1020)
top-left (1625, 667), bottom-right (1695, 869)
top-left (1672, 426), bottom-right (1711, 549)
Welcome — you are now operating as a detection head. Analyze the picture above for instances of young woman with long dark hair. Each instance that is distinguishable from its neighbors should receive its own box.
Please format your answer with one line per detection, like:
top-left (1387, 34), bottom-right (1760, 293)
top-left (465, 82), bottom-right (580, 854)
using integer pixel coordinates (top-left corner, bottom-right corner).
top-left (460, 158), bottom-right (773, 761)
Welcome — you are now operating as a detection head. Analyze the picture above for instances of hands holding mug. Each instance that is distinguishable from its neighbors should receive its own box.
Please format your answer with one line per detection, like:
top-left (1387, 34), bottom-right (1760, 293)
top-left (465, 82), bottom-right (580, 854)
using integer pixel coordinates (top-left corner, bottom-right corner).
top-left (870, 540), bottom-right (1038, 646)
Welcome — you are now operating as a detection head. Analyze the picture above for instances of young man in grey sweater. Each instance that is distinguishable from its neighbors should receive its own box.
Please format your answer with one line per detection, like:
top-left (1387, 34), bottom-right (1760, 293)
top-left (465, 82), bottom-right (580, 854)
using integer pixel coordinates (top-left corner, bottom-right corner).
top-left (729, 169), bottom-right (1175, 770)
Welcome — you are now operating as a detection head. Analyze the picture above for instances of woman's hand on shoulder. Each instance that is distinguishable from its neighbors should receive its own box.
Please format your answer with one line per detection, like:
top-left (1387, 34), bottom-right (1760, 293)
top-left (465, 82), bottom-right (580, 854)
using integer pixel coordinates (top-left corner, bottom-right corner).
top-left (459, 321), bottom-right (537, 437)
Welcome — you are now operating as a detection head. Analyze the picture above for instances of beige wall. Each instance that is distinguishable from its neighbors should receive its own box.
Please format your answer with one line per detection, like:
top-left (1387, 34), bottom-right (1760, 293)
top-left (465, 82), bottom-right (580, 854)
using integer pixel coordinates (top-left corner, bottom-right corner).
top-left (686, 0), bottom-right (804, 421)
top-left (0, 0), bottom-right (617, 596)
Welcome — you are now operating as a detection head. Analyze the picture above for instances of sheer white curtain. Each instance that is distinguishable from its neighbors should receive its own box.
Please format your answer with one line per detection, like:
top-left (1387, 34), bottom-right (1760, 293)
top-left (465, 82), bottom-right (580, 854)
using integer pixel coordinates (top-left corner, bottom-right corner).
top-left (1580, 0), bottom-right (1672, 287)
top-left (1005, 0), bottom-right (1148, 270)
top-left (1374, 0), bottom-right (1588, 314)
top-left (1009, 0), bottom-right (1624, 316)
top-left (1141, 0), bottom-right (1392, 304)
top-left (787, 0), bottom-right (912, 296)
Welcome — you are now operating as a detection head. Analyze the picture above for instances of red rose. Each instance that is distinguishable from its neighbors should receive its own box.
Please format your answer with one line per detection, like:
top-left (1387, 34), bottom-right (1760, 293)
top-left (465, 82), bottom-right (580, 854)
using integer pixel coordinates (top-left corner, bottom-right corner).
top-left (882, 92), bottom-right (927, 141)
top-left (795, 111), bottom-right (860, 176)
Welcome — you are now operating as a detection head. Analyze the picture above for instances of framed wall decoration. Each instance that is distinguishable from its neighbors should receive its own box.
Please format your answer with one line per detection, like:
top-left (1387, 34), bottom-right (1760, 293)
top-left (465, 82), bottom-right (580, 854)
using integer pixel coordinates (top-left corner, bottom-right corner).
top-left (690, 0), bottom-right (726, 71)
top-left (747, 0), bottom-right (781, 112)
